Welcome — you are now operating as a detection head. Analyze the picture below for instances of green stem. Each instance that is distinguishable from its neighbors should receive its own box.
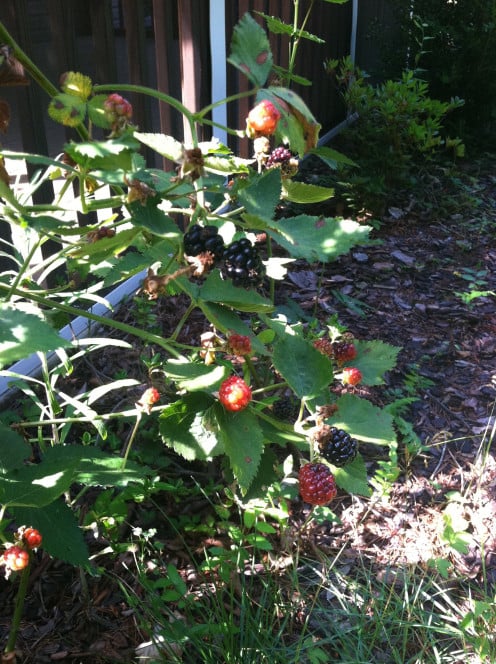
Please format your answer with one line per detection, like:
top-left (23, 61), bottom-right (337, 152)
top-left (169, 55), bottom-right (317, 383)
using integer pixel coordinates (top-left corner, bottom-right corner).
top-left (195, 88), bottom-right (257, 121)
top-left (170, 301), bottom-right (196, 341)
top-left (4, 558), bottom-right (31, 654)
top-left (11, 405), bottom-right (161, 429)
top-left (121, 412), bottom-right (142, 470)
top-left (243, 355), bottom-right (262, 388)
top-left (4, 237), bottom-right (43, 302)
top-left (0, 282), bottom-right (183, 359)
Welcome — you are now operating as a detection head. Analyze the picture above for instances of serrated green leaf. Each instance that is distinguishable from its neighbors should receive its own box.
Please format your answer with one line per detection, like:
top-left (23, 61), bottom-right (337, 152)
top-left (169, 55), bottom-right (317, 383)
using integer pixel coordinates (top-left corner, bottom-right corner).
top-left (228, 13), bottom-right (273, 87)
top-left (282, 180), bottom-right (334, 204)
top-left (238, 167), bottom-right (281, 219)
top-left (87, 94), bottom-right (112, 129)
top-left (72, 448), bottom-right (153, 487)
top-left (257, 87), bottom-right (321, 155)
top-left (267, 215), bottom-right (371, 263)
top-left (309, 145), bottom-right (357, 169)
top-left (69, 227), bottom-right (141, 260)
top-left (0, 423), bottom-right (30, 473)
top-left (164, 359), bottom-right (228, 391)
top-left (199, 271), bottom-right (274, 313)
top-left (333, 454), bottom-right (371, 497)
top-left (0, 446), bottom-right (83, 507)
top-left (11, 501), bottom-right (89, 566)
top-left (128, 199), bottom-right (182, 238)
top-left (199, 302), bottom-right (267, 357)
top-left (257, 12), bottom-right (325, 43)
top-left (133, 132), bottom-right (184, 162)
top-left (332, 394), bottom-right (396, 446)
top-left (159, 395), bottom-right (224, 461)
top-left (0, 304), bottom-right (72, 369)
top-left (354, 340), bottom-right (401, 386)
top-left (64, 136), bottom-right (139, 170)
top-left (204, 154), bottom-right (253, 175)
top-left (272, 335), bottom-right (333, 398)
top-left (215, 404), bottom-right (264, 494)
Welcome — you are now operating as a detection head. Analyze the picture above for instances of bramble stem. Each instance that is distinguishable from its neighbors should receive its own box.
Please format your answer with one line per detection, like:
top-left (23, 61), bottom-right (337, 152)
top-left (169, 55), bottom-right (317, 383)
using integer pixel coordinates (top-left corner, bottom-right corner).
top-left (4, 558), bottom-right (31, 654)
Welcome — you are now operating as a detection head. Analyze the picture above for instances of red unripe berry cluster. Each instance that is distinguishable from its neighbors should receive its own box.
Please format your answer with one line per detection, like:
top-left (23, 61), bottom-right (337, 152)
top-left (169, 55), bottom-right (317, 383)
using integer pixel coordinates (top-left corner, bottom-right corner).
top-left (218, 375), bottom-right (252, 412)
top-left (3, 546), bottom-right (30, 572)
top-left (141, 387), bottom-right (160, 406)
top-left (2, 526), bottom-right (43, 575)
top-left (103, 93), bottom-right (133, 121)
top-left (246, 100), bottom-right (281, 138)
top-left (298, 463), bottom-right (337, 506)
top-left (227, 333), bottom-right (252, 357)
top-left (341, 367), bottom-right (362, 386)
top-left (22, 527), bottom-right (43, 550)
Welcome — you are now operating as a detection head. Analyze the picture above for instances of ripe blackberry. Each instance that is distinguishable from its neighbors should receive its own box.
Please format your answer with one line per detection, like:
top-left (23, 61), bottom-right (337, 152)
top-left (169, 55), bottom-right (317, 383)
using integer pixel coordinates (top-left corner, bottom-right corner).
top-left (221, 238), bottom-right (265, 287)
top-left (183, 224), bottom-right (225, 262)
top-left (317, 425), bottom-right (358, 467)
top-left (272, 396), bottom-right (300, 423)
top-left (266, 146), bottom-right (292, 168)
top-left (298, 463), bottom-right (337, 506)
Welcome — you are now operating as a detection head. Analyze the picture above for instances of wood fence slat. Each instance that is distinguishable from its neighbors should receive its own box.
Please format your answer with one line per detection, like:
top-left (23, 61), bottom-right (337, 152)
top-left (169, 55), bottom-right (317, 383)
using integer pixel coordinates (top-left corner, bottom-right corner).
top-left (89, 0), bottom-right (118, 84)
top-left (121, 0), bottom-right (154, 163)
top-left (152, 0), bottom-right (174, 153)
top-left (177, 0), bottom-right (201, 144)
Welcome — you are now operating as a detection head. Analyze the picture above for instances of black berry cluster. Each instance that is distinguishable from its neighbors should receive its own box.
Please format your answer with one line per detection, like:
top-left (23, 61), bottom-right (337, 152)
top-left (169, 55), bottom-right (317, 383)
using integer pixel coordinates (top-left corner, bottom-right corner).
top-left (272, 396), bottom-right (300, 423)
top-left (221, 238), bottom-right (265, 287)
top-left (183, 224), bottom-right (225, 263)
top-left (265, 146), bottom-right (292, 168)
top-left (317, 426), bottom-right (358, 467)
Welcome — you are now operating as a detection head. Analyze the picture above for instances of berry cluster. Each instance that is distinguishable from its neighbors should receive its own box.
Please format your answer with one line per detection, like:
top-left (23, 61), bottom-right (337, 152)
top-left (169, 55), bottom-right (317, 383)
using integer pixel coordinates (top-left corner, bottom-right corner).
top-left (183, 224), bottom-right (225, 263)
top-left (246, 100), bottom-right (281, 138)
top-left (183, 227), bottom-right (265, 288)
top-left (265, 146), bottom-right (292, 168)
top-left (227, 333), bottom-right (252, 357)
top-left (103, 93), bottom-right (133, 123)
top-left (2, 526), bottom-right (43, 576)
top-left (221, 238), bottom-right (265, 288)
top-left (218, 375), bottom-right (252, 412)
top-left (341, 367), bottom-right (362, 386)
top-left (272, 396), bottom-right (300, 423)
top-left (298, 463), bottom-right (337, 506)
top-left (103, 93), bottom-right (133, 136)
top-left (332, 341), bottom-right (357, 365)
top-left (316, 425), bottom-right (358, 467)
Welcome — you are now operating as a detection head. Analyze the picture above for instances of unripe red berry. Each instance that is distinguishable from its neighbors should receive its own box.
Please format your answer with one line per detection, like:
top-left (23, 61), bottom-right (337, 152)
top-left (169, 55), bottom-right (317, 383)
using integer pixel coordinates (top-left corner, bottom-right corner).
top-left (103, 93), bottom-right (133, 121)
top-left (141, 387), bottom-right (160, 406)
top-left (341, 367), bottom-right (362, 386)
top-left (22, 527), bottom-right (42, 550)
top-left (3, 546), bottom-right (30, 572)
top-left (298, 463), bottom-right (337, 506)
top-left (227, 334), bottom-right (252, 357)
top-left (246, 100), bottom-right (281, 138)
top-left (218, 376), bottom-right (252, 412)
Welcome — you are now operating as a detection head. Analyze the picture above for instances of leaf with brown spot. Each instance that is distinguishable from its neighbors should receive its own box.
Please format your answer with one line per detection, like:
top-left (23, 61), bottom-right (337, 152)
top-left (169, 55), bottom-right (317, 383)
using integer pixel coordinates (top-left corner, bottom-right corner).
top-left (228, 13), bottom-right (273, 87)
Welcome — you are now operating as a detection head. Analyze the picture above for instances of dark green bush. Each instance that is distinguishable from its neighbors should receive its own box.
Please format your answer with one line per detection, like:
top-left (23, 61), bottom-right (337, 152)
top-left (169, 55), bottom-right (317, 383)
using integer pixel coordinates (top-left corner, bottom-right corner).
top-left (325, 57), bottom-right (464, 212)
top-left (379, 0), bottom-right (496, 147)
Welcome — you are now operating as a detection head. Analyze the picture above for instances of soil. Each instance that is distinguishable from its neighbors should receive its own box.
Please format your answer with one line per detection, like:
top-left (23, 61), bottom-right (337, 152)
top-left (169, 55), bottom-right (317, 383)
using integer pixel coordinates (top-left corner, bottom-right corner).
top-left (0, 155), bottom-right (495, 663)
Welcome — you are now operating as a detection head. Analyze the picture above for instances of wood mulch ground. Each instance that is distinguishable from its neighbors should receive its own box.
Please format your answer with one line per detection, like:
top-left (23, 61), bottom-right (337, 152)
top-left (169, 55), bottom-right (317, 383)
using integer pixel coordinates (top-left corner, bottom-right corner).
top-left (1, 155), bottom-right (495, 662)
